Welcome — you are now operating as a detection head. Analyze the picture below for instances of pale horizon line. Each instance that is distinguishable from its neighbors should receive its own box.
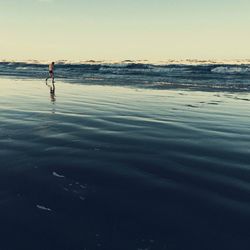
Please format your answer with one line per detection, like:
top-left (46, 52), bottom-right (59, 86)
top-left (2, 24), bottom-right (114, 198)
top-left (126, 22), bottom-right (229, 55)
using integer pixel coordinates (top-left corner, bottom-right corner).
top-left (0, 58), bottom-right (250, 65)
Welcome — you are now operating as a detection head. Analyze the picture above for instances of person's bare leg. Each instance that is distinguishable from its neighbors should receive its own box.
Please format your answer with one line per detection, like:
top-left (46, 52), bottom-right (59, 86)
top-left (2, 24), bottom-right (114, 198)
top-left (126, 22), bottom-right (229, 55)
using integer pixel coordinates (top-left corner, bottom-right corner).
top-left (52, 73), bottom-right (55, 83)
top-left (46, 73), bottom-right (51, 84)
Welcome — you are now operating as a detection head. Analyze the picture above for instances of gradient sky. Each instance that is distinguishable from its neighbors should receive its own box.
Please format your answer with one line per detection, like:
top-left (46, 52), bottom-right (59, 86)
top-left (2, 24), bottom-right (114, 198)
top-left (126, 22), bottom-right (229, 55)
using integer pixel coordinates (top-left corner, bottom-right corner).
top-left (0, 0), bottom-right (249, 61)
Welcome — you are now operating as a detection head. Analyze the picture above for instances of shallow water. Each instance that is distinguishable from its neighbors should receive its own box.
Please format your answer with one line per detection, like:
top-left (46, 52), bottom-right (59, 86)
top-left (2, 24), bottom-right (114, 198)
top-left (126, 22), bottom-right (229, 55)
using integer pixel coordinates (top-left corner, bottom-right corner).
top-left (0, 79), bottom-right (250, 250)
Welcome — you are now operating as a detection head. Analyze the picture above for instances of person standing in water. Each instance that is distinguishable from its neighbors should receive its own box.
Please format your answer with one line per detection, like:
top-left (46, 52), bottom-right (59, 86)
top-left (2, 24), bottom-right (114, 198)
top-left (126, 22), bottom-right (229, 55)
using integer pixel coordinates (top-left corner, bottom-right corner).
top-left (46, 62), bottom-right (55, 83)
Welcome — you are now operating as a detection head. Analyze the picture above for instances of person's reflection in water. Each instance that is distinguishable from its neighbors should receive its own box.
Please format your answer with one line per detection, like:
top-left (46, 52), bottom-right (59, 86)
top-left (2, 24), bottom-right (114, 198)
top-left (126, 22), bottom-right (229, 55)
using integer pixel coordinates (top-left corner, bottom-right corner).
top-left (50, 87), bottom-right (56, 104)
top-left (46, 81), bottom-right (56, 107)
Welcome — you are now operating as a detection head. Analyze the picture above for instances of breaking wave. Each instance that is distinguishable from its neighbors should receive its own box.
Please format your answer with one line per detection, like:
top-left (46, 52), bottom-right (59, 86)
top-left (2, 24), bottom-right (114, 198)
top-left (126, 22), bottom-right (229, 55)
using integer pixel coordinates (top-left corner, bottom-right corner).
top-left (0, 60), bottom-right (250, 91)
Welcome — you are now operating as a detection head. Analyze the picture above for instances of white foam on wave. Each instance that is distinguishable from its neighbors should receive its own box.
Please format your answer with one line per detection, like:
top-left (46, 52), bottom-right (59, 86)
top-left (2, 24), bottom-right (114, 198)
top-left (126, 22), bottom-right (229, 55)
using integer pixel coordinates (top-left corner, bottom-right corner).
top-left (212, 66), bottom-right (250, 74)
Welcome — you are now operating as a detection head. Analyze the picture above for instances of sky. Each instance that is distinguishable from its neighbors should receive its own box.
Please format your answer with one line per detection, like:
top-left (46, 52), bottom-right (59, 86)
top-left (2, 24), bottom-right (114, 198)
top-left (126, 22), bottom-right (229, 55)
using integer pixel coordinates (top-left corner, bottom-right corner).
top-left (0, 0), bottom-right (249, 62)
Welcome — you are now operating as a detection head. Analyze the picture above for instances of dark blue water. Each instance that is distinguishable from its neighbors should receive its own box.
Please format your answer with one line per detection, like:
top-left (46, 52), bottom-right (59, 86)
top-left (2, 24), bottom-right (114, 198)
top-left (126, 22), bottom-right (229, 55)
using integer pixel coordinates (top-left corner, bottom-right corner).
top-left (0, 61), bottom-right (250, 91)
top-left (0, 77), bottom-right (250, 250)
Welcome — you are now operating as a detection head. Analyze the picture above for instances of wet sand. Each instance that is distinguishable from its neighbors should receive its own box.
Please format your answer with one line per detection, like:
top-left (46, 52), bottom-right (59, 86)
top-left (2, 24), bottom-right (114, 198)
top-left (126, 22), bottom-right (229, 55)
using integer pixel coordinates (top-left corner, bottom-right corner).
top-left (0, 78), bottom-right (250, 250)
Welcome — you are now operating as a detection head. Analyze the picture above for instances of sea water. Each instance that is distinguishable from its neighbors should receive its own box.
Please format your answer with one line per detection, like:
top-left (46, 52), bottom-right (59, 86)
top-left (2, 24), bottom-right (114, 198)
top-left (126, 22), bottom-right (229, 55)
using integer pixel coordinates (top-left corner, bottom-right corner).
top-left (0, 63), bottom-right (250, 250)
top-left (0, 60), bottom-right (250, 91)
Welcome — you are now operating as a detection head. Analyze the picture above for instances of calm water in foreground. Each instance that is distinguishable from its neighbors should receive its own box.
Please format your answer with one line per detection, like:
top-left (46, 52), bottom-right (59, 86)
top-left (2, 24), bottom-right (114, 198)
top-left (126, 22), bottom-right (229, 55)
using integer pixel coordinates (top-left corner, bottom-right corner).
top-left (0, 79), bottom-right (250, 250)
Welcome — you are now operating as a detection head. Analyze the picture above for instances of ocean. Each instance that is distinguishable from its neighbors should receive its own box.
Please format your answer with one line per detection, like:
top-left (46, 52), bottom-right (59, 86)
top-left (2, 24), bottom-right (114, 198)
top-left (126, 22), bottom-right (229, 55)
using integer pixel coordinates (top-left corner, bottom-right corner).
top-left (0, 60), bottom-right (250, 91)
top-left (0, 61), bottom-right (250, 250)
